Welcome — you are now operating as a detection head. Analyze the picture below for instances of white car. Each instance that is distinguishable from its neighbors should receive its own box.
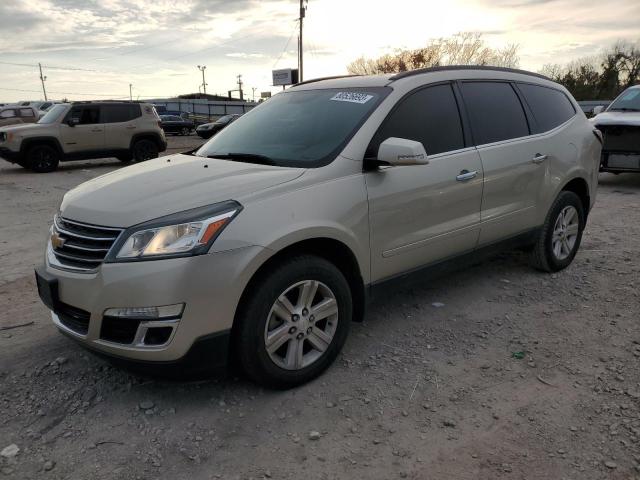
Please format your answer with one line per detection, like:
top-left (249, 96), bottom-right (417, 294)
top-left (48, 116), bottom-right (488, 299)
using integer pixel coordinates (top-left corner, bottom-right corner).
top-left (591, 85), bottom-right (640, 173)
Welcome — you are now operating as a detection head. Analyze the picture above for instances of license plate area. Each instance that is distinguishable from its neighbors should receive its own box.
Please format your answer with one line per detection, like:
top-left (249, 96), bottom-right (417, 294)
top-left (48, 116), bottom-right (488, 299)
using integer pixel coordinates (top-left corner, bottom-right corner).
top-left (608, 154), bottom-right (640, 169)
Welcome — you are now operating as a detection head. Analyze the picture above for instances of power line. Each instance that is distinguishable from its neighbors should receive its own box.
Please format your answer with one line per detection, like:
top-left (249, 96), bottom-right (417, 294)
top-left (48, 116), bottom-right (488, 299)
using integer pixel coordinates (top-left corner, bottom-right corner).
top-left (0, 60), bottom-right (98, 72)
top-left (273, 20), bottom-right (299, 69)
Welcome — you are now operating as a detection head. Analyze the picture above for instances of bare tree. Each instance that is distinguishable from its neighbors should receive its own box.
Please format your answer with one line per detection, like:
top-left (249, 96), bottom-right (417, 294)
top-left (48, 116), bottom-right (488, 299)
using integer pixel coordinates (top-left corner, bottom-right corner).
top-left (347, 32), bottom-right (519, 75)
top-left (538, 40), bottom-right (640, 100)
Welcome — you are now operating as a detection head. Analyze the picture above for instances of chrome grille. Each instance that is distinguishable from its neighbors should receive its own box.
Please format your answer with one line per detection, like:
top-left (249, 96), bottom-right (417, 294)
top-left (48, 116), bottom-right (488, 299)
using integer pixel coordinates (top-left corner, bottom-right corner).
top-left (51, 215), bottom-right (123, 272)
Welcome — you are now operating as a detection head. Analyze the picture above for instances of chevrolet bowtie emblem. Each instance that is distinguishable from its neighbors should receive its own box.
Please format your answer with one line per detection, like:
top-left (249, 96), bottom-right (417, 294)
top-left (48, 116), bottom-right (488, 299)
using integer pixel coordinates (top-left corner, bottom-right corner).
top-left (51, 232), bottom-right (66, 249)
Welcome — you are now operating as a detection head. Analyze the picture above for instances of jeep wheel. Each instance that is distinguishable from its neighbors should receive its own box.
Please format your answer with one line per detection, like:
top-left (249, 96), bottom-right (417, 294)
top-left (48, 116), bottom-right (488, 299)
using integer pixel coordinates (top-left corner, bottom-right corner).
top-left (235, 255), bottom-right (352, 389)
top-left (180, 127), bottom-right (190, 136)
top-left (132, 139), bottom-right (159, 162)
top-left (26, 144), bottom-right (60, 173)
top-left (529, 191), bottom-right (585, 272)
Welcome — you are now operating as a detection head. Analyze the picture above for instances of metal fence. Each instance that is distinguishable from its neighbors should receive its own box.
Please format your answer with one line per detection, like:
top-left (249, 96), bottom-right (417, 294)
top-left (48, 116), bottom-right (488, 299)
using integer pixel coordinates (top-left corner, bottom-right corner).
top-left (147, 98), bottom-right (257, 123)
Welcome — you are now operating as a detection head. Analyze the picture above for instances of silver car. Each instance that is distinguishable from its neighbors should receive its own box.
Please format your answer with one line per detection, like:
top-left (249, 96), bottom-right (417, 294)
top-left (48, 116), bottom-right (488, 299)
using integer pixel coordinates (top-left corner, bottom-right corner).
top-left (36, 66), bottom-right (601, 387)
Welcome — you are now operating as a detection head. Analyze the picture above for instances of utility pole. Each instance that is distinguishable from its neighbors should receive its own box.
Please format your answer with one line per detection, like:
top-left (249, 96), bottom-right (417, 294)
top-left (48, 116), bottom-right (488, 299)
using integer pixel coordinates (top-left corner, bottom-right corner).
top-left (298, 0), bottom-right (307, 82)
top-left (38, 63), bottom-right (48, 101)
top-left (251, 87), bottom-right (257, 102)
top-left (197, 65), bottom-right (207, 95)
top-left (237, 74), bottom-right (243, 101)
top-left (129, 83), bottom-right (133, 101)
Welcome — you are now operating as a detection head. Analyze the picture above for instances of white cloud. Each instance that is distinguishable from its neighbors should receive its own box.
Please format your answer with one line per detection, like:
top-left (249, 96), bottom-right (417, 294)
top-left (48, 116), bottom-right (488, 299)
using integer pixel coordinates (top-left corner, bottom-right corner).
top-left (0, 0), bottom-right (637, 101)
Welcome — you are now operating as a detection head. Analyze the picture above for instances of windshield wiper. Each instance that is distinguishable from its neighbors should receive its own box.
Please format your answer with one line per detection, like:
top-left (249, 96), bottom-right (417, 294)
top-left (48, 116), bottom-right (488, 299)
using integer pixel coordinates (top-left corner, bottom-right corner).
top-left (609, 107), bottom-right (640, 112)
top-left (206, 153), bottom-right (277, 166)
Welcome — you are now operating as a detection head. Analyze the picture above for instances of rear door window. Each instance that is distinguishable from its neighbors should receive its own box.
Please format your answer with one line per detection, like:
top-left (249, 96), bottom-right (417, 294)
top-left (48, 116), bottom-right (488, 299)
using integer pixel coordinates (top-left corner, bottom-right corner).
top-left (368, 83), bottom-right (465, 156)
top-left (461, 82), bottom-right (529, 145)
top-left (0, 110), bottom-right (15, 118)
top-left (19, 108), bottom-right (34, 118)
top-left (516, 83), bottom-right (576, 133)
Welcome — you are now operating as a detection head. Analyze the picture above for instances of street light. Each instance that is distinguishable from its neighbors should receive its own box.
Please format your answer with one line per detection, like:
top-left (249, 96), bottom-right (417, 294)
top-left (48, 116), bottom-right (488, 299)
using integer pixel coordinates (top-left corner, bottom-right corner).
top-left (197, 65), bottom-right (207, 95)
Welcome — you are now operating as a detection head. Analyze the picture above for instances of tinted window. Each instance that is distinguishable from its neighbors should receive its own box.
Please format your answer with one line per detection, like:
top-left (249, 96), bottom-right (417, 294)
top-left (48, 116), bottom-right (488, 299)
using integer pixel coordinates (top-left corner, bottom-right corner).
top-left (68, 106), bottom-right (100, 125)
top-left (19, 108), bottom-right (34, 117)
top-left (368, 83), bottom-right (464, 156)
top-left (102, 104), bottom-right (141, 123)
top-left (517, 84), bottom-right (575, 133)
top-left (461, 82), bottom-right (529, 145)
top-left (0, 110), bottom-right (15, 118)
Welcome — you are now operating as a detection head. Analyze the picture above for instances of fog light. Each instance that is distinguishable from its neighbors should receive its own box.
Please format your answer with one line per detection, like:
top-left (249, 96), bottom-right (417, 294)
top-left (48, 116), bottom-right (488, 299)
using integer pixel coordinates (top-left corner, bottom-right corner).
top-left (103, 303), bottom-right (184, 320)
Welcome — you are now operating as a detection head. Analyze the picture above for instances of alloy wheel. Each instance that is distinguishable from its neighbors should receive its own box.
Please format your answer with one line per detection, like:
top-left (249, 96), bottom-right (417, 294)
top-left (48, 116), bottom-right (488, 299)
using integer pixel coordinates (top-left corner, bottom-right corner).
top-left (551, 205), bottom-right (579, 260)
top-left (264, 280), bottom-right (339, 370)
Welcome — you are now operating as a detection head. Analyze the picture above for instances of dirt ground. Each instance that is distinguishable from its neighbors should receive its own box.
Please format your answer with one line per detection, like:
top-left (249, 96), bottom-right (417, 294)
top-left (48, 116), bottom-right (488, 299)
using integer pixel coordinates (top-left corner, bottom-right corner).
top-left (1, 137), bottom-right (639, 480)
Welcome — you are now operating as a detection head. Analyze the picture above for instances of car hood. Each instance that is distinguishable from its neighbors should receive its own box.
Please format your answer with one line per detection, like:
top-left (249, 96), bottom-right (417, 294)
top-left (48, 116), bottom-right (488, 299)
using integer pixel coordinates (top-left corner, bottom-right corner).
top-left (591, 111), bottom-right (640, 127)
top-left (0, 122), bottom-right (44, 133)
top-left (60, 154), bottom-right (305, 227)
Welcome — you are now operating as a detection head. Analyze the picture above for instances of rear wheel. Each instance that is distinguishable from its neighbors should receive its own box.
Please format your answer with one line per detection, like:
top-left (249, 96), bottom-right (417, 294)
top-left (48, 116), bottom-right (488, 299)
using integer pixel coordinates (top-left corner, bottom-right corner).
top-left (529, 191), bottom-right (585, 272)
top-left (235, 255), bottom-right (352, 389)
top-left (26, 144), bottom-right (60, 173)
top-left (180, 127), bottom-right (190, 136)
top-left (132, 139), bottom-right (159, 162)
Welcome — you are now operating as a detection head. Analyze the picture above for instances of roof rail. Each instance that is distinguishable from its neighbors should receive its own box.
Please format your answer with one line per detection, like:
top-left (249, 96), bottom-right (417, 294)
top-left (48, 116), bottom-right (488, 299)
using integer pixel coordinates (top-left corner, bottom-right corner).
top-left (294, 74), bottom-right (362, 87)
top-left (389, 65), bottom-right (551, 82)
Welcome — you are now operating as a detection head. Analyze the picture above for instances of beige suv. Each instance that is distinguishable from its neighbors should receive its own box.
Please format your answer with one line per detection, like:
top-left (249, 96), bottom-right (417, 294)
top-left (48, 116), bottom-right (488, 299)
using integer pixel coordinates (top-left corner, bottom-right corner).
top-left (35, 67), bottom-right (601, 387)
top-left (0, 102), bottom-right (167, 172)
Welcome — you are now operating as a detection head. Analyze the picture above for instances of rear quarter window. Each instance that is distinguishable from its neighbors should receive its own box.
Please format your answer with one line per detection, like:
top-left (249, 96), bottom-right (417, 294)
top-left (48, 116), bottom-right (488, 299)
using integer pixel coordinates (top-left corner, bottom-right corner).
top-left (102, 104), bottom-right (142, 123)
top-left (461, 81), bottom-right (530, 145)
top-left (516, 83), bottom-right (576, 133)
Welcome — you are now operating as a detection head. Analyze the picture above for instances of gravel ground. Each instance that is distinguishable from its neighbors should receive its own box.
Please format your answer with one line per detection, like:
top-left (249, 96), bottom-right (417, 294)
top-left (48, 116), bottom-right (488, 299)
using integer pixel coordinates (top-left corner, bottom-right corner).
top-left (1, 139), bottom-right (639, 479)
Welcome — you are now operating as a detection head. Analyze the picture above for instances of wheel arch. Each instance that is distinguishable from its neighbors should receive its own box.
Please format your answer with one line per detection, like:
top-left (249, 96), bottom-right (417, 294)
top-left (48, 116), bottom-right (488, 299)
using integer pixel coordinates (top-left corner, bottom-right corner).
top-left (234, 237), bottom-right (367, 331)
top-left (129, 132), bottom-right (164, 150)
top-left (560, 176), bottom-right (590, 217)
top-left (20, 136), bottom-right (64, 156)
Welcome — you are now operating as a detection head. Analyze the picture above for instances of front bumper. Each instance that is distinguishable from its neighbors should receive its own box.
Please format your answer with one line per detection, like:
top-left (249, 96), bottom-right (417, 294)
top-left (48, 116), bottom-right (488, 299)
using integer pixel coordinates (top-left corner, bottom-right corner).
top-left (37, 245), bottom-right (266, 364)
top-left (0, 146), bottom-right (22, 163)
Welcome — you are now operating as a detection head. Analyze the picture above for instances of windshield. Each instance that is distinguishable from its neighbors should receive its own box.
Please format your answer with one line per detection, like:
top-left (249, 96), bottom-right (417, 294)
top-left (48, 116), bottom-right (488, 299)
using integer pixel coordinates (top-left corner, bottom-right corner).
top-left (196, 87), bottom-right (389, 167)
top-left (608, 88), bottom-right (640, 112)
top-left (38, 104), bottom-right (67, 124)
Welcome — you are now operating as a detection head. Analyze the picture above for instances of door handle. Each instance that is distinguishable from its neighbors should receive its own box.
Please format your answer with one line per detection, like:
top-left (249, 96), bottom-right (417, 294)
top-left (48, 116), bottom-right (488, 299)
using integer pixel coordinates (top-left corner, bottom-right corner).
top-left (456, 169), bottom-right (477, 182)
top-left (532, 153), bottom-right (548, 164)
top-left (126, 125), bottom-right (136, 129)
top-left (90, 128), bottom-right (102, 133)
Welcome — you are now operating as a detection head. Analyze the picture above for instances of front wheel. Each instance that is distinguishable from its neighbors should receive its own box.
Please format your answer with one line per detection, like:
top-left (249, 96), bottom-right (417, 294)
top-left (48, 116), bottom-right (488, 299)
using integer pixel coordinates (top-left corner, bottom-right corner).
top-left (180, 127), bottom-right (190, 136)
top-left (26, 144), bottom-right (60, 173)
top-left (529, 191), bottom-right (585, 272)
top-left (235, 255), bottom-right (352, 388)
top-left (132, 139), bottom-right (159, 162)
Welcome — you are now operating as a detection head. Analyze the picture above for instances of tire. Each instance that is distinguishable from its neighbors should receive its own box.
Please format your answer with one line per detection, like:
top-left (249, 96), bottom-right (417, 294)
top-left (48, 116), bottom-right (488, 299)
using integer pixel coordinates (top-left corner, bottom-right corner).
top-left (529, 191), bottom-right (585, 272)
top-left (131, 139), bottom-right (159, 162)
top-left (26, 144), bottom-right (60, 173)
top-left (180, 127), bottom-right (190, 136)
top-left (235, 255), bottom-right (352, 389)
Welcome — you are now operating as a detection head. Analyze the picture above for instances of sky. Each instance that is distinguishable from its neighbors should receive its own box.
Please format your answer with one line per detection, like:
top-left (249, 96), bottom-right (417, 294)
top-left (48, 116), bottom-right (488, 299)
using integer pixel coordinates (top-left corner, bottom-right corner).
top-left (0, 0), bottom-right (638, 102)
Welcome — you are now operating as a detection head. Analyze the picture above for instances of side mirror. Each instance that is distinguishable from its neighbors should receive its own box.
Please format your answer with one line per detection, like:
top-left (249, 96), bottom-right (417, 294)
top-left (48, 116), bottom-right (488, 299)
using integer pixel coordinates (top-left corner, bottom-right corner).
top-left (377, 137), bottom-right (429, 166)
top-left (592, 105), bottom-right (605, 115)
top-left (66, 117), bottom-right (79, 127)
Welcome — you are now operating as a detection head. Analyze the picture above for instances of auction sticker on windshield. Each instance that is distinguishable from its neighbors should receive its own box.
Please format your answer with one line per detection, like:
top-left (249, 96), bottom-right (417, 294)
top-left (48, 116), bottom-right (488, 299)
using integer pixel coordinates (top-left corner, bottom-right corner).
top-left (330, 92), bottom-right (374, 104)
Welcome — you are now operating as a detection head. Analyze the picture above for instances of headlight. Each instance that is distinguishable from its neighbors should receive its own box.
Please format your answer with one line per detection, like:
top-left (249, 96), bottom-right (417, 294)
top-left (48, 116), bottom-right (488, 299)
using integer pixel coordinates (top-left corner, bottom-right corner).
top-left (110, 201), bottom-right (241, 261)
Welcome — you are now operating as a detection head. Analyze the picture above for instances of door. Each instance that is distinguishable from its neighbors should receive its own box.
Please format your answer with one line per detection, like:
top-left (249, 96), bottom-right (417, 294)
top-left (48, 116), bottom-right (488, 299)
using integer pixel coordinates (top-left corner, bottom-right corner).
top-left (60, 105), bottom-right (104, 154)
top-left (103, 104), bottom-right (141, 149)
top-left (366, 83), bottom-right (484, 282)
top-left (459, 81), bottom-right (548, 245)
